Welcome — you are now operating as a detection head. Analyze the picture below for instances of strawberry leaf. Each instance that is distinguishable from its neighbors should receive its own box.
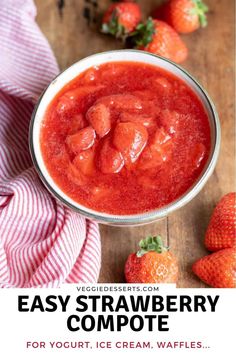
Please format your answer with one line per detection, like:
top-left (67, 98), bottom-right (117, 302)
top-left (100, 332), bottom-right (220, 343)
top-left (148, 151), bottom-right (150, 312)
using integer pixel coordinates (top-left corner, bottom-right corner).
top-left (101, 9), bottom-right (127, 39)
top-left (192, 0), bottom-right (209, 27)
top-left (128, 17), bottom-right (156, 48)
top-left (136, 235), bottom-right (168, 257)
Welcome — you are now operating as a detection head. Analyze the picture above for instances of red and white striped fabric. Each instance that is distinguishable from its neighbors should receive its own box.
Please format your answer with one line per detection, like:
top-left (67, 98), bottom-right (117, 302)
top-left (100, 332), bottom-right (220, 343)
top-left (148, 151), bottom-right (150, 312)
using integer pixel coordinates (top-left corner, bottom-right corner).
top-left (0, 0), bottom-right (101, 288)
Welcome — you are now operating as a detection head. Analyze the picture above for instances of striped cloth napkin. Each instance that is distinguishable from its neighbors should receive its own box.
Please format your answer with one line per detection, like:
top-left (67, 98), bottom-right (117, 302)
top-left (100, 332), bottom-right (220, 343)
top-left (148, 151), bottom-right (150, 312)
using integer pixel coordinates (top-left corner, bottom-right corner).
top-left (0, 0), bottom-right (101, 287)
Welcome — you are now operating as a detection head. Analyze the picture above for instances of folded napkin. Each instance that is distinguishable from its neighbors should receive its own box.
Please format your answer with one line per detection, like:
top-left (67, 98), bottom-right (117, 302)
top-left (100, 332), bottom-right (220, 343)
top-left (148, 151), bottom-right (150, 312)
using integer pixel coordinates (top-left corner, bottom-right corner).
top-left (0, 0), bottom-right (101, 287)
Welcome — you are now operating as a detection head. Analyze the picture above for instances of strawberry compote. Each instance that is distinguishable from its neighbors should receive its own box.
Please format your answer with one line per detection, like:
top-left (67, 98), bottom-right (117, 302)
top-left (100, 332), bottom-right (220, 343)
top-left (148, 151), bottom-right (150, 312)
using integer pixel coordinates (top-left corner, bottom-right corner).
top-left (40, 62), bottom-right (211, 215)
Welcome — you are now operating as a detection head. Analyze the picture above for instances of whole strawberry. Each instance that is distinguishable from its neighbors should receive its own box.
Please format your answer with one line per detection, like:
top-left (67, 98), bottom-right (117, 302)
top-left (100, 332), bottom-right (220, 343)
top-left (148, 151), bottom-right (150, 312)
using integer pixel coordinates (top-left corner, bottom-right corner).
top-left (101, 2), bottom-right (141, 39)
top-left (130, 18), bottom-right (188, 63)
top-left (125, 236), bottom-right (178, 283)
top-left (192, 248), bottom-right (236, 288)
top-left (152, 0), bottom-right (208, 34)
top-left (205, 193), bottom-right (236, 251)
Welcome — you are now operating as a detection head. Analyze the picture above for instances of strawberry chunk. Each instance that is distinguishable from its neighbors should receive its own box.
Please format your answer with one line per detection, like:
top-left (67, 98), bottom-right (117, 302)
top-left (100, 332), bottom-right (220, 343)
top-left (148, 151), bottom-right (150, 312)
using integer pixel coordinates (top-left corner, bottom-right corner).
top-left (155, 77), bottom-right (172, 91)
top-left (132, 91), bottom-right (160, 117)
top-left (138, 128), bottom-right (172, 170)
top-left (113, 122), bottom-right (148, 165)
top-left (98, 139), bottom-right (124, 174)
top-left (67, 163), bottom-right (87, 186)
top-left (56, 85), bottom-right (104, 114)
top-left (190, 143), bottom-right (206, 169)
top-left (133, 90), bottom-right (157, 101)
top-left (68, 114), bottom-right (87, 134)
top-left (159, 109), bottom-right (180, 135)
top-left (101, 64), bottom-right (125, 79)
top-left (120, 112), bottom-right (155, 128)
top-left (180, 143), bottom-right (206, 176)
top-left (81, 67), bottom-right (98, 84)
top-left (86, 103), bottom-right (111, 137)
top-left (91, 186), bottom-right (112, 200)
top-left (66, 126), bottom-right (96, 154)
top-left (97, 94), bottom-right (143, 111)
top-left (152, 127), bottom-right (172, 148)
top-left (138, 146), bottom-right (160, 170)
top-left (73, 148), bottom-right (95, 175)
top-left (53, 147), bottom-right (70, 168)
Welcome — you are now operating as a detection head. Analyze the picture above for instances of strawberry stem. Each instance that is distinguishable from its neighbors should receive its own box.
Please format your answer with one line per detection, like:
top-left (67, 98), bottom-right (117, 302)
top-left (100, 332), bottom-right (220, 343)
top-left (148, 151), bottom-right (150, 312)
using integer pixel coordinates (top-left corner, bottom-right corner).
top-left (192, 0), bottom-right (208, 27)
top-left (137, 236), bottom-right (168, 257)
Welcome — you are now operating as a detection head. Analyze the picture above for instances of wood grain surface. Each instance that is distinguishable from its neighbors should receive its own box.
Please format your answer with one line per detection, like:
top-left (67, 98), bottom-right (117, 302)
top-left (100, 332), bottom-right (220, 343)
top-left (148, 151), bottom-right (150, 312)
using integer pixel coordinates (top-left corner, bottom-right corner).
top-left (35, 0), bottom-right (235, 287)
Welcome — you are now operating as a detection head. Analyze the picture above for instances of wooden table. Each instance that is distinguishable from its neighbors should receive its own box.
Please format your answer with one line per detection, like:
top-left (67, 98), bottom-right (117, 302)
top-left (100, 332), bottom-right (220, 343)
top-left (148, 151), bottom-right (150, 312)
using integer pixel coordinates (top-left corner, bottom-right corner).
top-left (35, 0), bottom-right (234, 287)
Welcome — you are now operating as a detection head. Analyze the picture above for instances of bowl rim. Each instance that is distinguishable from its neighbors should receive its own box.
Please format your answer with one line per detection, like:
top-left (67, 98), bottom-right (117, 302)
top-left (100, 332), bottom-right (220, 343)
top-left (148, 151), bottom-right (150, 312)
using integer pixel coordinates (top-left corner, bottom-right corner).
top-left (29, 49), bottom-right (221, 225)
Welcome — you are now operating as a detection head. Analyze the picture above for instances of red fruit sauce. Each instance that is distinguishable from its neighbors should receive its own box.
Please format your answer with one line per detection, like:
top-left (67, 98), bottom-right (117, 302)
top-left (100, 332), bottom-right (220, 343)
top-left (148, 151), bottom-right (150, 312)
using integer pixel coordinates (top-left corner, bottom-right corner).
top-left (40, 62), bottom-right (211, 215)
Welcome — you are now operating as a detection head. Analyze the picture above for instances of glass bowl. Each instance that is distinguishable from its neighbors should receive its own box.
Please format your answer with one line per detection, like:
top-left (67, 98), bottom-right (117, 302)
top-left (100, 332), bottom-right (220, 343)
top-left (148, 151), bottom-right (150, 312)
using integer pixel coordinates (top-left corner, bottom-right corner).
top-left (29, 50), bottom-right (221, 226)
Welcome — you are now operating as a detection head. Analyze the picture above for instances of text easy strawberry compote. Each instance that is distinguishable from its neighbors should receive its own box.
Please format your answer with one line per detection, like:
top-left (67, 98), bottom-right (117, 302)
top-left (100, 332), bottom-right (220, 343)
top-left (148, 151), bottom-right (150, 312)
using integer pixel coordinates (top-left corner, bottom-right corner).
top-left (40, 62), bottom-right (211, 215)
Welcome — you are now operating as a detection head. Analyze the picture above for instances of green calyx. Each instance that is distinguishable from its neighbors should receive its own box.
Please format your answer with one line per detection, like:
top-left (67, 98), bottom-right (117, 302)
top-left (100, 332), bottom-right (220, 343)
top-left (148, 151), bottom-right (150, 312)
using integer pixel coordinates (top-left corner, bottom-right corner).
top-left (101, 10), bottom-right (126, 39)
top-left (191, 0), bottom-right (209, 27)
top-left (128, 17), bottom-right (156, 48)
top-left (136, 236), bottom-right (168, 257)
